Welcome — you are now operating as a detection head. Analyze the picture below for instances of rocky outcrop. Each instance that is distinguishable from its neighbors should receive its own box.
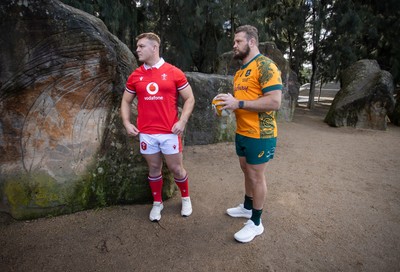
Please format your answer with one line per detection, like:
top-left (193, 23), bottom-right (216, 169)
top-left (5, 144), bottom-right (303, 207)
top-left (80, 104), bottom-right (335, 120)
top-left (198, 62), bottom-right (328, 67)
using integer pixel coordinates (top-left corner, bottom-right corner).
top-left (0, 0), bottom-right (176, 219)
top-left (185, 73), bottom-right (236, 145)
top-left (216, 42), bottom-right (300, 121)
top-left (325, 59), bottom-right (395, 130)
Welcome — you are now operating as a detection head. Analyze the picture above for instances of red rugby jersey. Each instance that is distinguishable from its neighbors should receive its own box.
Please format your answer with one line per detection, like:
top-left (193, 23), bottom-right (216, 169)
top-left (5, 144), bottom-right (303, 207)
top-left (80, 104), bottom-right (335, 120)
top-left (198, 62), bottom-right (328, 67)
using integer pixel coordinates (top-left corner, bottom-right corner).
top-left (125, 59), bottom-right (189, 134)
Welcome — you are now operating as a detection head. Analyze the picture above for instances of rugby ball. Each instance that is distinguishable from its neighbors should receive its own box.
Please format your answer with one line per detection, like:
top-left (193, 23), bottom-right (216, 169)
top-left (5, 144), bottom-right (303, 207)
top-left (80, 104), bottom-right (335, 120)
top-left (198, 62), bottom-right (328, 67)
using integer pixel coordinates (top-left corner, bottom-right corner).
top-left (212, 98), bottom-right (231, 117)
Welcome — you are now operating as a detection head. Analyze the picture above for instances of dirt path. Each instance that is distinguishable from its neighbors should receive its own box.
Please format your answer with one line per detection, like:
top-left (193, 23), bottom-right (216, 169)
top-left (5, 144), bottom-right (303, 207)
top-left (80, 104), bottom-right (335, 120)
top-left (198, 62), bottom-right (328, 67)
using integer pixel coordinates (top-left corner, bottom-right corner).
top-left (1, 104), bottom-right (400, 271)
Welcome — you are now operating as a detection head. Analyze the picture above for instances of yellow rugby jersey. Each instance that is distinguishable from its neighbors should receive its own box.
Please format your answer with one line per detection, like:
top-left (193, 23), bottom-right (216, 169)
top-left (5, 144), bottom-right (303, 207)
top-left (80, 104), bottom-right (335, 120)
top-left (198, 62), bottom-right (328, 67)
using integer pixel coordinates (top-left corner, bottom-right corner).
top-left (234, 54), bottom-right (283, 139)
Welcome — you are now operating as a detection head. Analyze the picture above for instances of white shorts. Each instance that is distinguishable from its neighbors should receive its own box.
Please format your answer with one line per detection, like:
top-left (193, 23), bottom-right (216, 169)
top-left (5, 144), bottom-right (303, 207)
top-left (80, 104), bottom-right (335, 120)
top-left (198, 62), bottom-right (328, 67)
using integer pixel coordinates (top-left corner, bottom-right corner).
top-left (139, 133), bottom-right (182, 155)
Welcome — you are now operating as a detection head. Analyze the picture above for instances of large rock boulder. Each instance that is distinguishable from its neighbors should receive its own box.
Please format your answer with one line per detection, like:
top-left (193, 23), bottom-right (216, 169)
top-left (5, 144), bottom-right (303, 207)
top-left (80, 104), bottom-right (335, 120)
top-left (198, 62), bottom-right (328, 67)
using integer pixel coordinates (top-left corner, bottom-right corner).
top-left (216, 42), bottom-right (300, 122)
top-left (325, 60), bottom-right (395, 130)
top-left (185, 72), bottom-right (236, 145)
top-left (0, 0), bottom-right (175, 219)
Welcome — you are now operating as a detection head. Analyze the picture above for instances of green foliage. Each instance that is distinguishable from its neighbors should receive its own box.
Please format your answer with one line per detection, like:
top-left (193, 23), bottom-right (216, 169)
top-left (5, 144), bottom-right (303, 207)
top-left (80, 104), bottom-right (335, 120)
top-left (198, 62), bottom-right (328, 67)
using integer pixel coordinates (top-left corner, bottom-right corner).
top-left (319, 0), bottom-right (400, 85)
top-left (60, 0), bottom-right (399, 91)
top-left (135, 0), bottom-right (232, 72)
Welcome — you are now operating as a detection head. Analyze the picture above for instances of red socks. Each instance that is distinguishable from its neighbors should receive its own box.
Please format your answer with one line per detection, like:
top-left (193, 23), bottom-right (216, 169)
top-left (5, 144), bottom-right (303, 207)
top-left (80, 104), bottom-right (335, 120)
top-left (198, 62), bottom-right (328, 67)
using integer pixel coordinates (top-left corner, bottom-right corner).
top-left (174, 174), bottom-right (189, 198)
top-left (149, 174), bottom-right (190, 201)
top-left (148, 175), bottom-right (163, 202)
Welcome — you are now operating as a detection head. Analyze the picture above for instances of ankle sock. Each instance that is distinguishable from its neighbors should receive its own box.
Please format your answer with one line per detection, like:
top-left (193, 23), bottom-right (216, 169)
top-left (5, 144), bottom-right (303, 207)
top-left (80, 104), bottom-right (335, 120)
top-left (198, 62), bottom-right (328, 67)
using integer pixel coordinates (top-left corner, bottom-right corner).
top-left (244, 195), bottom-right (253, 210)
top-left (251, 209), bottom-right (262, 226)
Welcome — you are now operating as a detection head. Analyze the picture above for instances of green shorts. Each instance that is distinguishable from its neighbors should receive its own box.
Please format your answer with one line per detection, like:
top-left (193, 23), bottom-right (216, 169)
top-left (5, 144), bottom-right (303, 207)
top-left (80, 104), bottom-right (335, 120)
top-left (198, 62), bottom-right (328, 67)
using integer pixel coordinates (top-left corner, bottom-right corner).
top-left (235, 134), bottom-right (277, 165)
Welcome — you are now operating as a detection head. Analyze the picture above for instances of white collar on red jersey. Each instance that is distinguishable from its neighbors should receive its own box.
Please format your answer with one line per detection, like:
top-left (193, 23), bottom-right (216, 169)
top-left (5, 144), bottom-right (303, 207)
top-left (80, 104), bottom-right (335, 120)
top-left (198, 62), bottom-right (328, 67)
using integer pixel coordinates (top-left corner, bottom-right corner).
top-left (144, 58), bottom-right (165, 70)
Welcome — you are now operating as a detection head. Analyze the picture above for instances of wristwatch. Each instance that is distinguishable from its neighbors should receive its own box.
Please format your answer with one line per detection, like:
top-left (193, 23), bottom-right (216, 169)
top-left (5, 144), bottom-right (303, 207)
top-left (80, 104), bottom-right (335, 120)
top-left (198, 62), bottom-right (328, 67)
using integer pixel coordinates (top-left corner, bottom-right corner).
top-left (238, 100), bottom-right (244, 109)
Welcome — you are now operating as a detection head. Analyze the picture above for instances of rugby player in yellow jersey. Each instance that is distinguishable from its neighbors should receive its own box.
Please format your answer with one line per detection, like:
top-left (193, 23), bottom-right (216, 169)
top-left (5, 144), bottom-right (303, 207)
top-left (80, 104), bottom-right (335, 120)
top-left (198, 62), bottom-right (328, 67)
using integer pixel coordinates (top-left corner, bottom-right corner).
top-left (215, 25), bottom-right (282, 243)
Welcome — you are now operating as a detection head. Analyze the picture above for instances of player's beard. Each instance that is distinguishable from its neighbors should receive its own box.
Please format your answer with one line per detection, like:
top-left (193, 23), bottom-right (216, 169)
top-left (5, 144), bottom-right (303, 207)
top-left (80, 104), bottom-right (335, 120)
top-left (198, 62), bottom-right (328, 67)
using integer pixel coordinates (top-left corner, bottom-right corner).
top-left (233, 44), bottom-right (250, 60)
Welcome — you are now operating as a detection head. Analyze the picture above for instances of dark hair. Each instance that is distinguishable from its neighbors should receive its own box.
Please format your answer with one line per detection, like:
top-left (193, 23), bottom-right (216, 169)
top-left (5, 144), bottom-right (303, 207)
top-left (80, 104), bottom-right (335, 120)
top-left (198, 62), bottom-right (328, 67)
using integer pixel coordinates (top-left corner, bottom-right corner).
top-left (136, 32), bottom-right (161, 45)
top-left (235, 25), bottom-right (259, 45)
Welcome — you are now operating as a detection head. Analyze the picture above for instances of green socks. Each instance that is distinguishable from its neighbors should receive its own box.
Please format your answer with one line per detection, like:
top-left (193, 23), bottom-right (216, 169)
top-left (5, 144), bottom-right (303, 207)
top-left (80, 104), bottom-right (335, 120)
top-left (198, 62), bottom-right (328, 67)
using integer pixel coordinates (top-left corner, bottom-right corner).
top-left (251, 209), bottom-right (263, 226)
top-left (244, 195), bottom-right (263, 226)
top-left (244, 195), bottom-right (253, 210)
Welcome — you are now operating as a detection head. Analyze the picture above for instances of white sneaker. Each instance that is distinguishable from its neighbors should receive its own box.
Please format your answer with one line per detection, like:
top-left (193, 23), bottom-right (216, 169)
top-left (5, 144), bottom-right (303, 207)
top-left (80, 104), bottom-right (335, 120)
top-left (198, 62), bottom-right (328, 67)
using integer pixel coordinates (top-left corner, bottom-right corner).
top-left (149, 202), bottom-right (164, 221)
top-left (234, 220), bottom-right (264, 243)
top-left (226, 204), bottom-right (252, 219)
top-left (181, 197), bottom-right (192, 217)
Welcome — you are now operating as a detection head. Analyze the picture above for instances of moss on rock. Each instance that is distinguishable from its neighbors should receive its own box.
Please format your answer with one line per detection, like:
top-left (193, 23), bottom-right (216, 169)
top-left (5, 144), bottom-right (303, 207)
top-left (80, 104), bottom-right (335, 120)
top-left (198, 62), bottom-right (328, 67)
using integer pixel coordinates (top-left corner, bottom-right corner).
top-left (3, 172), bottom-right (71, 219)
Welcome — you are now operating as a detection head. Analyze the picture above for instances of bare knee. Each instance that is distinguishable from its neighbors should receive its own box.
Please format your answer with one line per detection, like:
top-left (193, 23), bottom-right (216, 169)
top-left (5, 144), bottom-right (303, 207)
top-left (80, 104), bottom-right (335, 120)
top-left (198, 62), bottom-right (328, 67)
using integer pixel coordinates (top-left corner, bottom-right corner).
top-left (145, 159), bottom-right (159, 170)
top-left (169, 165), bottom-right (186, 179)
top-left (245, 165), bottom-right (267, 186)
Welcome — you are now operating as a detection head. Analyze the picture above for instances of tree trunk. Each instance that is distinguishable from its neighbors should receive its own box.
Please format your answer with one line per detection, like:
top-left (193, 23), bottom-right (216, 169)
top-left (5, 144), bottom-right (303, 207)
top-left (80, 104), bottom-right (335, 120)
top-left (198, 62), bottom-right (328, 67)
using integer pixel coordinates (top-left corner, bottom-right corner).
top-left (308, 49), bottom-right (318, 109)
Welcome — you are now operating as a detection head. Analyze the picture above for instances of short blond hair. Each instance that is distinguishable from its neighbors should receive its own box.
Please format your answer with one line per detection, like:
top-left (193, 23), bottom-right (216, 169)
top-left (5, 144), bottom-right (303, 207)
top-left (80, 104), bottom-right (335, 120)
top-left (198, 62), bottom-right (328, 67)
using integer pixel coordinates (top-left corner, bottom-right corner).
top-left (136, 32), bottom-right (161, 45)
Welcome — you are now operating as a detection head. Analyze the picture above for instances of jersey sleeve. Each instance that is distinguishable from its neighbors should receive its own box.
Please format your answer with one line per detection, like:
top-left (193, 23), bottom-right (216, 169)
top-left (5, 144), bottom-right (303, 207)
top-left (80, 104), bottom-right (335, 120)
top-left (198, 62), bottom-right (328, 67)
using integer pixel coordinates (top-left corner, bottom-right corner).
top-left (172, 66), bottom-right (189, 91)
top-left (125, 72), bottom-right (137, 94)
top-left (259, 60), bottom-right (283, 94)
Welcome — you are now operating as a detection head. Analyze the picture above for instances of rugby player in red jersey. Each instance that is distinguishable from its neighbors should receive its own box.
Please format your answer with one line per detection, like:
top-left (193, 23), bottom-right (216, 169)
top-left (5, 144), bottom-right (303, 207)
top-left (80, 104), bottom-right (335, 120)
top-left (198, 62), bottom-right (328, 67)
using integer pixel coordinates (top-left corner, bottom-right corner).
top-left (121, 32), bottom-right (195, 222)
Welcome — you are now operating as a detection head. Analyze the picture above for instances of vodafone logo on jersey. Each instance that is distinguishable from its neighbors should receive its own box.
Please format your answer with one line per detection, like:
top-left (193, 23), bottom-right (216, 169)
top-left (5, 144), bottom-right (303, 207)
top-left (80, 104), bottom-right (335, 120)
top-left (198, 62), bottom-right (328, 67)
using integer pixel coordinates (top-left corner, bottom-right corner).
top-left (145, 82), bottom-right (164, 100)
top-left (146, 82), bottom-right (159, 95)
